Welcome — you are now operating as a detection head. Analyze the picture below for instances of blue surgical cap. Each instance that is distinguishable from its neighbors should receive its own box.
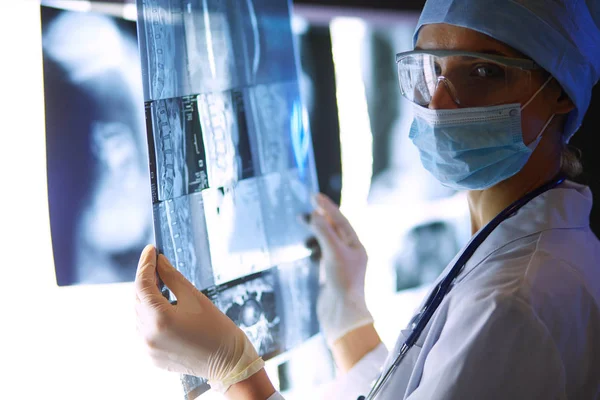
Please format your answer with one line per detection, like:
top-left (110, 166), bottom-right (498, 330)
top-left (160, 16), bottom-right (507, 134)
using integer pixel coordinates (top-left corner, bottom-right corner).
top-left (414, 0), bottom-right (600, 141)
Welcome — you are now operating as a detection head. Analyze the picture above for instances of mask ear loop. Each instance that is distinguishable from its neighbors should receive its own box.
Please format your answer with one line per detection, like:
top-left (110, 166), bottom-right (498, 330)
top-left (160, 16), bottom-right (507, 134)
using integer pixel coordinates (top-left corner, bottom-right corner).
top-left (522, 76), bottom-right (555, 150)
top-left (527, 113), bottom-right (555, 150)
top-left (521, 75), bottom-right (554, 110)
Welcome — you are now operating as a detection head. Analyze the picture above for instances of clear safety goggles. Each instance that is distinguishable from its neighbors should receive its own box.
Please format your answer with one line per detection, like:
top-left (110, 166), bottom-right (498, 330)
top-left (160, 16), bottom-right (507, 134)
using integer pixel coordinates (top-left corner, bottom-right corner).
top-left (396, 50), bottom-right (542, 107)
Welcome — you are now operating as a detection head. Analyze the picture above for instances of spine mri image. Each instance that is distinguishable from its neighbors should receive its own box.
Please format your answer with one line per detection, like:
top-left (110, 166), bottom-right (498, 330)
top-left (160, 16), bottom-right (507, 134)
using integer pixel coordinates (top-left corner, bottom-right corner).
top-left (136, 0), bottom-right (321, 397)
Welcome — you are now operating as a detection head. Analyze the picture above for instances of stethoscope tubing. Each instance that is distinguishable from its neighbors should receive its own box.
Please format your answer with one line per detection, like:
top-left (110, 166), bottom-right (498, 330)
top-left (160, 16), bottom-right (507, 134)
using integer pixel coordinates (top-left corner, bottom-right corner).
top-left (360, 176), bottom-right (566, 400)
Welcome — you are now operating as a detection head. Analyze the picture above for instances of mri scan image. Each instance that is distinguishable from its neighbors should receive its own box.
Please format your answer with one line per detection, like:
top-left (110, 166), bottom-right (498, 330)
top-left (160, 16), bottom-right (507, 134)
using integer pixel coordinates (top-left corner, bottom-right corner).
top-left (145, 96), bottom-right (209, 202)
top-left (211, 270), bottom-right (283, 357)
top-left (180, 261), bottom-right (320, 399)
top-left (202, 179), bottom-right (272, 285)
top-left (153, 193), bottom-right (215, 291)
top-left (197, 90), bottom-right (257, 187)
top-left (137, 0), bottom-right (320, 396)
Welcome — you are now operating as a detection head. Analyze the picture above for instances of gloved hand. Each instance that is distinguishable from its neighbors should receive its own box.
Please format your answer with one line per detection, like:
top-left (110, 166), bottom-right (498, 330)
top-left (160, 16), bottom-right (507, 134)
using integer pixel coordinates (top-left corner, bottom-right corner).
top-left (134, 245), bottom-right (265, 393)
top-left (305, 193), bottom-right (374, 346)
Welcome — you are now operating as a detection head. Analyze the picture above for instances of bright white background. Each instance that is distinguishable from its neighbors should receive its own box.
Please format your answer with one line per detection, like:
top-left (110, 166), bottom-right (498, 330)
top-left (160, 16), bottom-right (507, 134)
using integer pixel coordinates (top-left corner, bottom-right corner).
top-left (0, 1), bottom-right (186, 399)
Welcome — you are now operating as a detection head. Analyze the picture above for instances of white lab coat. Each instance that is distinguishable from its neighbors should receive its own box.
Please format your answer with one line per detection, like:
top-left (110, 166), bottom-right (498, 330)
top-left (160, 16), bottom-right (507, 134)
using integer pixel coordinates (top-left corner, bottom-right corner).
top-left (269, 180), bottom-right (600, 400)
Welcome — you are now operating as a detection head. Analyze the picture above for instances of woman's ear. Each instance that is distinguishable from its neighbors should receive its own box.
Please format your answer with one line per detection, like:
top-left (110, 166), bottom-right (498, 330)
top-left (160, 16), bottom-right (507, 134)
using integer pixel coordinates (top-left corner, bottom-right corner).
top-left (552, 81), bottom-right (575, 116)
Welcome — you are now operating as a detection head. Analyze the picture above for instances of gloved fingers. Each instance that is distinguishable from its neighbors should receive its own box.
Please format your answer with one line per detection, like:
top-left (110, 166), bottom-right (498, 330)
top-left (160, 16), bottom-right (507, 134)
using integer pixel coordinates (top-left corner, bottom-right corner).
top-left (313, 194), bottom-right (360, 247)
top-left (156, 254), bottom-right (199, 305)
top-left (135, 245), bottom-right (170, 309)
top-left (305, 236), bottom-right (322, 261)
top-left (307, 210), bottom-right (342, 255)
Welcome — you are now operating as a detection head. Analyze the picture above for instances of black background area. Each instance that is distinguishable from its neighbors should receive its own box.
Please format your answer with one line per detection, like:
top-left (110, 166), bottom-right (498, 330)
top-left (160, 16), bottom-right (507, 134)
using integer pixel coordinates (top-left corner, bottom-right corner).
top-left (183, 95), bottom-right (210, 193)
top-left (571, 83), bottom-right (600, 239)
top-left (78, 0), bottom-right (427, 11)
top-left (299, 26), bottom-right (343, 205)
top-left (232, 90), bottom-right (256, 179)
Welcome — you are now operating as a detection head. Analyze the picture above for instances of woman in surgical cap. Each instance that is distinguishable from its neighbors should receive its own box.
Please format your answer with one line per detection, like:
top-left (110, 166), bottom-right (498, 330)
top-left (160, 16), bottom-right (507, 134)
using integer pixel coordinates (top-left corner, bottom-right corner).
top-left (134, 0), bottom-right (600, 398)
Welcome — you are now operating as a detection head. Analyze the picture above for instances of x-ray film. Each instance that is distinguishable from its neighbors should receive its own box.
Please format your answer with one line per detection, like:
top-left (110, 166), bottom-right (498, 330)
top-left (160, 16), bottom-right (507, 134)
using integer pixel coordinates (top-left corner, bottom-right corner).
top-left (42, 6), bottom-right (153, 286)
top-left (136, 0), bottom-right (320, 396)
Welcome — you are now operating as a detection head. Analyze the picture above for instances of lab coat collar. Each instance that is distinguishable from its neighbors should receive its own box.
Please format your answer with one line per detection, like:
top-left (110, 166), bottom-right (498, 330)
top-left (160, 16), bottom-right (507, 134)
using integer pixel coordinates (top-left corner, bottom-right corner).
top-left (455, 180), bottom-right (593, 283)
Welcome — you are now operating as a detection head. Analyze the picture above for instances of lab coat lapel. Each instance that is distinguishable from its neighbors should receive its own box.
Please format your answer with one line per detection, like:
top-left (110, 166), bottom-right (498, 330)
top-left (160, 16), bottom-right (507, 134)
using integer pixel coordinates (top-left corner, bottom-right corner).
top-left (454, 181), bottom-right (592, 285)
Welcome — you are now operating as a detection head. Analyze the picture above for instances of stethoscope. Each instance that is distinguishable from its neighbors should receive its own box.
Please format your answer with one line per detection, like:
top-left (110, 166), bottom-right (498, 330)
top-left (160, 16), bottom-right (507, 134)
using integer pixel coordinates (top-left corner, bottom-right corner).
top-left (358, 175), bottom-right (566, 400)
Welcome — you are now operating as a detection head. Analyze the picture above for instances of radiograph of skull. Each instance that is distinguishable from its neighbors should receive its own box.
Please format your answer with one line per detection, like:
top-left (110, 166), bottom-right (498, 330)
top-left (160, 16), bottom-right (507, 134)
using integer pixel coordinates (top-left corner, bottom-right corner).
top-left (42, 7), bottom-right (152, 285)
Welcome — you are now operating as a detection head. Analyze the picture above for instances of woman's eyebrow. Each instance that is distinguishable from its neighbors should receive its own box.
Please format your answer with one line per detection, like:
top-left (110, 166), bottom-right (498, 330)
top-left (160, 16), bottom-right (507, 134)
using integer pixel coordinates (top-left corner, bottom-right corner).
top-left (476, 49), bottom-right (514, 57)
top-left (413, 46), bottom-right (515, 57)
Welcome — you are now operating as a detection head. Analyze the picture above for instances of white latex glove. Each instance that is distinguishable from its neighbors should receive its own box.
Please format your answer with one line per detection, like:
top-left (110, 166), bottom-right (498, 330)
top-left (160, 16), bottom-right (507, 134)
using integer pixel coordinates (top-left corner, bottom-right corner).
top-left (306, 193), bottom-right (374, 346)
top-left (134, 245), bottom-right (265, 393)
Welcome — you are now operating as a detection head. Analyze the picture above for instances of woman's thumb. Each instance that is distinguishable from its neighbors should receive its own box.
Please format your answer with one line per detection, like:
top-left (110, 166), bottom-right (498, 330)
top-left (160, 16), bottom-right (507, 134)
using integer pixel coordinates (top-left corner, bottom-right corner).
top-left (135, 245), bottom-right (169, 308)
top-left (156, 255), bottom-right (197, 303)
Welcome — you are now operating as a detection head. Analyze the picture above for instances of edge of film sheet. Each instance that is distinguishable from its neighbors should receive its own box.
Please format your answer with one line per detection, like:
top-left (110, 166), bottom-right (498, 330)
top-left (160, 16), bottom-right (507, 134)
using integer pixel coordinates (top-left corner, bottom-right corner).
top-left (136, 0), bottom-right (320, 397)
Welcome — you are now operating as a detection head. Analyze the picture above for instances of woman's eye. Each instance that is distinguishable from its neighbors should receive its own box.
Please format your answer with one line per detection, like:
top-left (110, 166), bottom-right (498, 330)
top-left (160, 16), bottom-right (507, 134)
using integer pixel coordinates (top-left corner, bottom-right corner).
top-left (473, 64), bottom-right (504, 78)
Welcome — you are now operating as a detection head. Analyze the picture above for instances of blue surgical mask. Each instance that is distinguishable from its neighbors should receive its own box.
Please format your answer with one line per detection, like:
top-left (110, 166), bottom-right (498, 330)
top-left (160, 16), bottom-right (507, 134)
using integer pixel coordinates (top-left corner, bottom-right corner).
top-left (409, 77), bottom-right (554, 191)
